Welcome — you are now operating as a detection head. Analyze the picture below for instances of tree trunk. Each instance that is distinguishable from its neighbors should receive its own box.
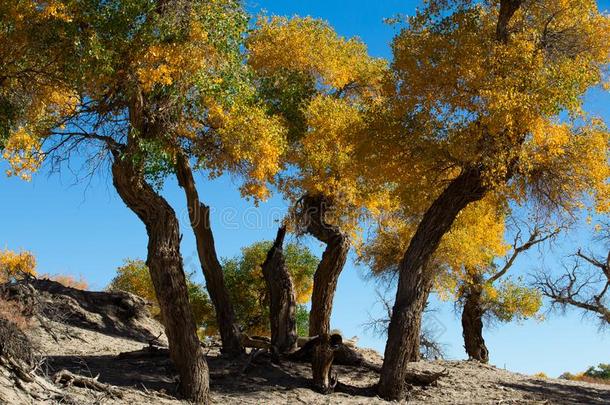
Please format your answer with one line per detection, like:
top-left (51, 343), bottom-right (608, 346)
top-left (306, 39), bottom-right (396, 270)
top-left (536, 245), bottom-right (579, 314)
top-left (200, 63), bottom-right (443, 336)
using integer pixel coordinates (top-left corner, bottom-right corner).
top-left (311, 333), bottom-right (342, 393)
top-left (261, 226), bottom-right (298, 353)
top-left (112, 155), bottom-right (209, 403)
top-left (378, 167), bottom-right (486, 401)
top-left (308, 233), bottom-right (350, 336)
top-left (296, 194), bottom-right (350, 394)
top-left (297, 195), bottom-right (350, 337)
top-left (175, 154), bottom-right (243, 355)
top-left (461, 285), bottom-right (489, 363)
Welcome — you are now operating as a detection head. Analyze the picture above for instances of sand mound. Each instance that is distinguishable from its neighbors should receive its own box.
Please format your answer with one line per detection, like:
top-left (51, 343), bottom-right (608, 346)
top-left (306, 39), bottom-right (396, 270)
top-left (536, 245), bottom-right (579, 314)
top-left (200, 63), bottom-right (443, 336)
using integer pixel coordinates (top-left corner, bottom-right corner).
top-left (0, 278), bottom-right (608, 404)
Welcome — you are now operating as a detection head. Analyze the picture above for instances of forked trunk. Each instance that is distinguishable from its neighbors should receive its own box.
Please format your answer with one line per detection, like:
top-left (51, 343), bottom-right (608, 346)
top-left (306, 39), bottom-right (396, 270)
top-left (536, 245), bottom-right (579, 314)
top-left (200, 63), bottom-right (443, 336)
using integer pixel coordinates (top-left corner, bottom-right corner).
top-left (112, 155), bottom-right (209, 404)
top-left (461, 286), bottom-right (489, 363)
top-left (175, 154), bottom-right (243, 355)
top-left (261, 226), bottom-right (298, 353)
top-left (297, 194), bottom-right (350, 394)
top-left (378, 167), bottom-right (486, 400)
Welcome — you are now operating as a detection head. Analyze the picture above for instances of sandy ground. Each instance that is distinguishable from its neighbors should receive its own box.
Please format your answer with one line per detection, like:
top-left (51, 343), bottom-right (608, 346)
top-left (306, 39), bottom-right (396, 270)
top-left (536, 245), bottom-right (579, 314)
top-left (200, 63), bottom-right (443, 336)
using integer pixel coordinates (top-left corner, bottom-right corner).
top-left (1, 282), bottom-right (609, 404)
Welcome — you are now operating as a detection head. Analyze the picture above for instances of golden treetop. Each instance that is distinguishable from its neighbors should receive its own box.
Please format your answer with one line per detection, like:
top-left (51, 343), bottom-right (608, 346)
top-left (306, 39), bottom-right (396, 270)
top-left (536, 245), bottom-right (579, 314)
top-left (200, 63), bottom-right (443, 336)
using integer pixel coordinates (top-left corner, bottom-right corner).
top-left (248, 16), bottom-right (387, 92)
top-left (380, 0), bottom-right (610, 215)
top-left (248, 16), bottom-right (392, 231)
top-left (1, 0), bottom-right (289, 201)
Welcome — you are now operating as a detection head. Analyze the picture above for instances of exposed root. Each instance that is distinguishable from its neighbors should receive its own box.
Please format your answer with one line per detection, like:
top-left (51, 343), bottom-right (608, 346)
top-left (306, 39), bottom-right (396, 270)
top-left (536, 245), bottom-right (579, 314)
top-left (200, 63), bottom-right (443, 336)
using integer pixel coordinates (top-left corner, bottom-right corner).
top-left (405, 368), bottom-right (448, 386)
top-left (54, 369), bottom-right (123, 399)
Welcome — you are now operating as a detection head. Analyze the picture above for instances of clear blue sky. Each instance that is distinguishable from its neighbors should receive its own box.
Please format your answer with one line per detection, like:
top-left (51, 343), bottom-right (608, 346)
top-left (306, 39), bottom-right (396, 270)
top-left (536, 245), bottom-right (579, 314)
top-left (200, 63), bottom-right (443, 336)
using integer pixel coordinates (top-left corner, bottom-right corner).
top-left (1, 0), bottom-right (608, 377)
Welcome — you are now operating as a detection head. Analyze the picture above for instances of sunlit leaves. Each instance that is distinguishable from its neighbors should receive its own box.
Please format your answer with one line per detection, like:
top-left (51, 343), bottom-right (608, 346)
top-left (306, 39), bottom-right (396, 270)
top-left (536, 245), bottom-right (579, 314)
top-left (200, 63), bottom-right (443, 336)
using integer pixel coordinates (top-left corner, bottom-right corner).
top-left (0, 248), bottom-right (36, 282)
top-left (248, 16), bottom-right (386, 91)
top-left (2, 127), bottom-right (43, 180)
top-left (385, 0), bottom-right (609, 215)
top-left (202, 101), bottom-right (287, 200)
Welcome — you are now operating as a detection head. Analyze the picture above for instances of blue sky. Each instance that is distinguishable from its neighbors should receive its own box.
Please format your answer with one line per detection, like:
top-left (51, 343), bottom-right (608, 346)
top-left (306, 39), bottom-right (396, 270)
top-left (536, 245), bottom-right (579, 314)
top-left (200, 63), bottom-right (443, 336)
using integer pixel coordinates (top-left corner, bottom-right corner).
top-left (1, 0), bottom-right (609, 377)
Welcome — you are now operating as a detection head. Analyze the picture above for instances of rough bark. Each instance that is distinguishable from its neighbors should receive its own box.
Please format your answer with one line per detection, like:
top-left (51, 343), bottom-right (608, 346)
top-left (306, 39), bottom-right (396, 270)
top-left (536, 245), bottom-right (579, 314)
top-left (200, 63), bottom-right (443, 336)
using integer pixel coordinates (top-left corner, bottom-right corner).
top-left (296, 194), bottom-right (350, 394)
top-left (378, 167), bottom-right (487, 400)
top-left (309, 234), bottom-right (350, 337)
top-left (112, 156), bottom-right (209, 403)
top-left (261, 226), bottom-right (298, 354)
top-left (461, 285), bottom-right (489, 363)
top-left (298, 195), bottom-right (350, 337)
top-left (311, 333), bottom-right (342, 393)
top-left (496, 0), bottom-right (523, 43)
top-left (175, 153), bottom-right (242, 355)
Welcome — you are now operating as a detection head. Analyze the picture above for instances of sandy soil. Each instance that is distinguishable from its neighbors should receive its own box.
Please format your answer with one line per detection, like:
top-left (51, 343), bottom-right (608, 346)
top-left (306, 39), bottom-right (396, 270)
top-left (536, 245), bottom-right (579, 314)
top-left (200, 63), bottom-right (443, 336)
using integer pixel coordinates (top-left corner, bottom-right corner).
top-left (1, 281), bottom-right (609, 404)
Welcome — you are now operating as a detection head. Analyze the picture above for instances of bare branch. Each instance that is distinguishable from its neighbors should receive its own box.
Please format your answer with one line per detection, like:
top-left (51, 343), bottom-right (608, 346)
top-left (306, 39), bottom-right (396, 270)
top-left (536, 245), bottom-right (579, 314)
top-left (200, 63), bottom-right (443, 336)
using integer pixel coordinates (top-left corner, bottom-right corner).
top-left (535, 248), bottom-right (610, 327)
top-left (487, 221), bottom-right (561, 284)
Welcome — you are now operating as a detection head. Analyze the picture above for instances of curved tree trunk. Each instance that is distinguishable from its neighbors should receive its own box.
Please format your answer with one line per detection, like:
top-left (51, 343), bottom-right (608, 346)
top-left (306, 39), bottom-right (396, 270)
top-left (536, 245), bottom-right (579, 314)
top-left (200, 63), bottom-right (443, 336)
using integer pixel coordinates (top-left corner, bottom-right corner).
top-left (298, 195), bottom-right (350, 337)
top-left (461, 285), bottom-right (489, 363)
top-left (175, 154), bottom-right (243, 355)
top-left (378, 168), bottom-right (486, 401)
top-left (112, 155), bottom-right (209, 404)
top-left (378, 3), bottom-right (522, 399)
top-left (308, 234), bottom-right (350, 337)
top-left (297, 194), bottom-right (350, 393)
top-left (261, 226), bottom-right (298, 353)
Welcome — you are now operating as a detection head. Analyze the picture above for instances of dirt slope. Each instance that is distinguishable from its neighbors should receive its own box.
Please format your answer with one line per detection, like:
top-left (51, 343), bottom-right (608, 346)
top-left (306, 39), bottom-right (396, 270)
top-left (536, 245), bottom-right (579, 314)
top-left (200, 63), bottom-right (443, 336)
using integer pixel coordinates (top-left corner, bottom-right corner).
top-left (0, 279), bottom-right (608, 404)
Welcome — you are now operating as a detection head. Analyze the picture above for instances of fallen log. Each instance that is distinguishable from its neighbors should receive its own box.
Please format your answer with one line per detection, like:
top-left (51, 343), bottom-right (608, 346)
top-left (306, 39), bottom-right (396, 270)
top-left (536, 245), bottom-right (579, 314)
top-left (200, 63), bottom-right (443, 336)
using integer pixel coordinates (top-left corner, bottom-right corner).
top-left (54, 370), bottom-right (123, 398)
top-left (241, 335), bottom-right (272, 350)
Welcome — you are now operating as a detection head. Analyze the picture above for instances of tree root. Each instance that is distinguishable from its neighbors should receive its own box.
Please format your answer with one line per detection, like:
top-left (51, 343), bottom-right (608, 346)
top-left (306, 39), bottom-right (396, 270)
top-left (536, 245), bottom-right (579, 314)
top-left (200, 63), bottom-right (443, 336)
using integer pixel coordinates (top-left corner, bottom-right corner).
top-left (404, 369), bottom-right (448, 386)
top-left (54, 370), bottom-right (123, 399)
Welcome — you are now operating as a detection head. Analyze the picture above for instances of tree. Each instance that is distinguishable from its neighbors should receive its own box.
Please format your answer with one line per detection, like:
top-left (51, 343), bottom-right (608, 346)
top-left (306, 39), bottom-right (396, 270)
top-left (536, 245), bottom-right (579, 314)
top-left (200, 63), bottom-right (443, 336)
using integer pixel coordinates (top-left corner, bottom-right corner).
top-left (371, 1), bottom-right (609, 398)
top-left (2, 0), bottom-right (296, 399)
top-left (247, 16), bottom-right (389, 392)
top-left (0, 0), bottom-right (76, 175)
top-left (261, 226), bottom-right (298, 353)
top-left (361, 197), bottom-right (512, 360)
top-left (585, 364), bottom-right (610, 380)
top-left (0, 249), bottom-right (36, 282)
top-left (536, 221), bottom-right (610, 326)
top-left (108, 259), bottom-right (216, 333)
top-left (1, 1), bottom-right (268, 401)
top-left (447, 219), bottom-right (557, 363)
top-left (223, 238), bottom-right (318, 337)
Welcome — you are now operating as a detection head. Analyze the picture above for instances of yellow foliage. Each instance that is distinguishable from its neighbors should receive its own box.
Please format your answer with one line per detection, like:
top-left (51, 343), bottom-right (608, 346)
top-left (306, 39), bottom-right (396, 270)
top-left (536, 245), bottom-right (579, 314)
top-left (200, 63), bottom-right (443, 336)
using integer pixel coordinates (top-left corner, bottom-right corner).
top-left (381, 0), bottom-right (610, 217)
top-left (248, 16), bottom-right (386, 91)
top-left (0, 248), bottom-right (37, 282)
top-left (2, 127), bottom-right (43, 181)
top-left (135, 20), bottom-right (215, 92)
top-left (249, 16), bottom-right (392, 231)
top-left (1, 0), bottom-right (78, 180)
top-left (204, 101), bottom-right (287, 200)
top-left (438, 198), bottom-right (509, 273)
top-left (361, 196), bottom-right (507, 280)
